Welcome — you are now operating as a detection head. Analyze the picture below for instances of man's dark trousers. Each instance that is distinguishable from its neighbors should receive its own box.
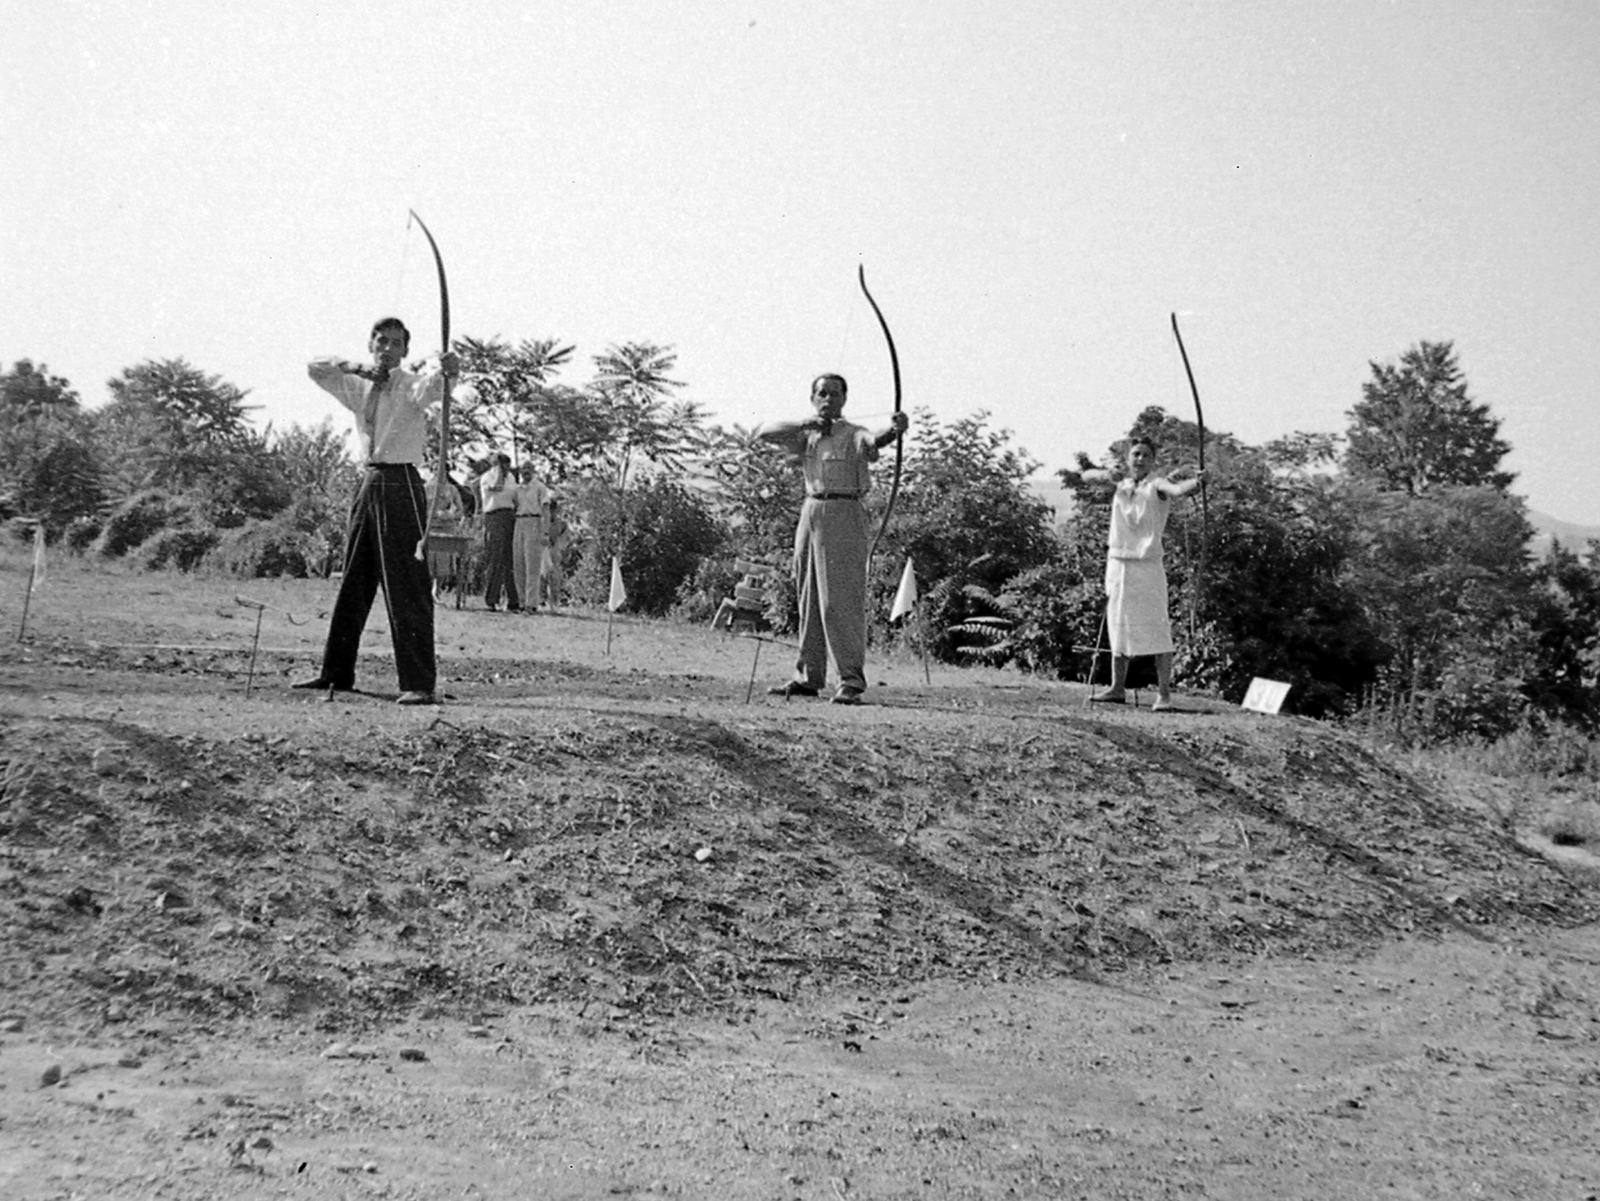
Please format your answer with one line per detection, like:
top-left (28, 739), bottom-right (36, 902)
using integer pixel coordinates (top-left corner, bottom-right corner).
top-left (482, 508), bottom-right (520, 609)
top-left (318, 464), bottom-right (436, 693)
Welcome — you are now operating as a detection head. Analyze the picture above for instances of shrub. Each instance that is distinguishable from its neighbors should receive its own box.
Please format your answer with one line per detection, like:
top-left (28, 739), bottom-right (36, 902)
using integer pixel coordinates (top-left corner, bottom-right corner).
top-left (138, 526), bottom-right (219, 572)
top-left (1541, 799), bottom-right (1600, 849)
top-left (571, 478), bottom-right (724, 616)
top-left (93, 490), bottom-right (202, 558)
top-left (64, 516), bottom-right (101, 552)
top-left (207, 519), bottom-right (320, 579)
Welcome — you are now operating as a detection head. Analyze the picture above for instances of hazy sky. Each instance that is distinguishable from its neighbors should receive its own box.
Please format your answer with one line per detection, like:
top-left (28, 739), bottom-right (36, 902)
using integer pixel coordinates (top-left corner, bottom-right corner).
top-left (7, 1), bottom-right (1598, 522)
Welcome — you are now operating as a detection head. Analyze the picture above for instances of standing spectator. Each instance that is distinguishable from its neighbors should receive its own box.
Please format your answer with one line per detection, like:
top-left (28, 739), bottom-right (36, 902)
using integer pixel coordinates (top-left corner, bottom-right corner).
top-left (512, 463), bottom-right (548, 613)
top-left (293, 316), bottom-right (457, 704)
top-left (542, 496), bottom-right (570, 610)
top-left (477, 452), bottom-right (519, 611)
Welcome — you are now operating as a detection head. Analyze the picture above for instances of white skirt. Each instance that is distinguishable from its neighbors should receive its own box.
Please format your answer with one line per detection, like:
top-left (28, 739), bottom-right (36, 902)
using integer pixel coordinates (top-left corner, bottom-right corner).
top-left (1104, 557), bottom-right (1174, 656)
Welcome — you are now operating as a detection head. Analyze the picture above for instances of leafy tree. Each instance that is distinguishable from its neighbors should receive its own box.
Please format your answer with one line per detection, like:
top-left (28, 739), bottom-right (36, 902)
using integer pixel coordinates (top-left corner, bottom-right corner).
top-left (881, 409), bottom-right (1058, 653)
top-left (1346, 341), bottom-right (1514, 496)
top-left (1523, 540), bottom-right (1600, 732)
top-left (691, 424), bottom-right (803, 563)
top-left (590, 343), bottom-right (699, 488)
top-left (0, 360), bottom-right (103, 536)
top-left (452, 336), bottom-right (579, 471)
top-left (2, 359), bottom-right (80, 416)
top-left (1343, 482), bottom-right (1536, 739)
top-left (93, 358), bottom-right (288, 527)
top-left (261, 419), bottom-right (361, 575)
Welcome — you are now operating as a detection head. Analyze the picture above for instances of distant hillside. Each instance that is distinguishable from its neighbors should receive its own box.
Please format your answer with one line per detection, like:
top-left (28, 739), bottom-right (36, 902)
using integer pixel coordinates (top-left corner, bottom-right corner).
top-left (1528, 511), bottom-right (1600, 558)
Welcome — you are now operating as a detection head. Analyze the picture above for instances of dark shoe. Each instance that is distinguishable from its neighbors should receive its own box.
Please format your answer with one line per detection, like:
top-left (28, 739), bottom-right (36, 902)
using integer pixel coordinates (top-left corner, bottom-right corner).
top-left (396, 690), bottom-right (437, 706)
top-left (831, 687), bottom-right (864, 706)
top-left (767, 681), bottom-right (819, 698)
top-left (292, 677), bottom-right (350, 692)
top-left (507, 606), bottom-right (521, 613)
top-left (1088, 692), bottom-right (1126, 704)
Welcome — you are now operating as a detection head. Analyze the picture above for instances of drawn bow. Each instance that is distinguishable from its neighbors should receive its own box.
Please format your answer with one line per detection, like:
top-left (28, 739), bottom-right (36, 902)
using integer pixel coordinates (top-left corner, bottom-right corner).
top-left (1169, 312), bottom-right (1209, 632)
top-left (859, 265), bottom-right (903, 560)
top-left (410, 210), bottom-right (453, 561)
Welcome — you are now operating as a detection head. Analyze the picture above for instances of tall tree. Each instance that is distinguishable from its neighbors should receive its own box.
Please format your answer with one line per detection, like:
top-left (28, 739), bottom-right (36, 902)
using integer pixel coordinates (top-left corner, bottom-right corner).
top-left (0, 360), bottom-right (102, 535)
top-left (692, 424), bottom-right (803, 562)
top-left (1343, 482), bottom-right (1535, 738)
top-left (452, 336), bottom-right (577, 471)
top-left (1345, 340), bottom-right (1514, 495)
top-left (94, 358), bottom-right (288, 526)
top-left (590, 342), bottom-right (695, 488)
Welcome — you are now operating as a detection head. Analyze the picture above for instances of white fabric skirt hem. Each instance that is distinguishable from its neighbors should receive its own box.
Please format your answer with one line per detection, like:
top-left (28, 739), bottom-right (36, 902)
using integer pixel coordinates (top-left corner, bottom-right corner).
top-left (1104, 557), bottom-right (1174, 657)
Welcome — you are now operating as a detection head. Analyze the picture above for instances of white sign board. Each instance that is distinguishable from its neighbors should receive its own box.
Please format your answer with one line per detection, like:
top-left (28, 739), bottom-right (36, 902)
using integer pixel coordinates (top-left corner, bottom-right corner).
top-left (1241, 677), bottom-right (1291, 715)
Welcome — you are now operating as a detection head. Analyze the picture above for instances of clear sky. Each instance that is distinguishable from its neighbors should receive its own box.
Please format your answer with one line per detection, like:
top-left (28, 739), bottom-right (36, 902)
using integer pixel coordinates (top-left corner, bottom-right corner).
top-left (6, 1), bottom-right (1598, 522)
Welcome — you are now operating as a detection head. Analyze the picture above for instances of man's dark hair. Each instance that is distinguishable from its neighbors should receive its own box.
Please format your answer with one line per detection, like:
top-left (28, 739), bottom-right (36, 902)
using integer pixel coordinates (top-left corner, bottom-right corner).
top-left (811, 373), bottom-right (848, 397)
top-left (1128, 435), bottom-right (1156, 455)
top-left (370, 317), bottom-right (411, 349)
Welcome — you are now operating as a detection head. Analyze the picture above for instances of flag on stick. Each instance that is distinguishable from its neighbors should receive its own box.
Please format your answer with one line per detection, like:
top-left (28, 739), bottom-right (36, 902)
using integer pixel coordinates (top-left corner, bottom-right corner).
top-left (605, 555), bottom-right (626, 655)
top-left (608, 556), bottom-right (627, 612)
top-left (890, 557), bottom-right (918, 622)
top-left (30, 524), bottom-right (46, 593)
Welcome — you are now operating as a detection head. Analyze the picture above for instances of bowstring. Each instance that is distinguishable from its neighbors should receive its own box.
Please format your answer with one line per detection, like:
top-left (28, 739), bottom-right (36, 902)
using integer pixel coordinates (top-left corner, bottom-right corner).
top-left (834, 291), bottom-right (857, 373)
top-left (391, 217), bottom-right (414, 324)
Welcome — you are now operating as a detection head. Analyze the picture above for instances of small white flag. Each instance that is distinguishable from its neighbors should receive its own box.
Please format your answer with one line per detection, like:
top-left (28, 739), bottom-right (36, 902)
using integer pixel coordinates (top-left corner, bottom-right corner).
top-left (890, 556), bottom-right (918, 622)
top-left (608, 555), bottom-right (627, 612)
top-left (30, 524), bottom-right (46, 593)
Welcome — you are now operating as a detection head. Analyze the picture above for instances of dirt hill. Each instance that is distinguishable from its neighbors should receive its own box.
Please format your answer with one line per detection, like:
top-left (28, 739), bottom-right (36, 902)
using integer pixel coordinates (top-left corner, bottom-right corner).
top-left (2, 563), bottom-right (1597, 1200)
top-left (2, 631), bottom-right (1592, 1031)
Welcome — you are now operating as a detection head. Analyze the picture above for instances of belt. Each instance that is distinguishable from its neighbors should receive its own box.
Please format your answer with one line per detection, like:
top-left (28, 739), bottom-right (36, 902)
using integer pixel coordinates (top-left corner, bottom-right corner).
top-left (365, 461), bottom-right (416, 470)
top-left (808, 492), bottom-right (861, 501)
top-left (515, 514), bottom-right (541, 520)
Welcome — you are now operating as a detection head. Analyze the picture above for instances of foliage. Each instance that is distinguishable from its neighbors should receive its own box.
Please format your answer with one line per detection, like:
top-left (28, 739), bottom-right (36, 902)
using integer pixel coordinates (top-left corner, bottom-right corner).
top-left (568, 476), bottom-right (724, 616)
top-left (1522, 539), bottom-right (1600, 732)
top-left (94, 359), bottom-right (290, 528)
top-left (946, 563), bottom-right (1099, 679)
top-left (451, 336), bottom-right (582, 474)
top-left (1193, 451), bottom-right (1381, 714)
top-left (1345, 341), bottom-right (1514, 496)
top-left (0, 360), bottom-right (103, 537)
top-left (64, 517), bottom-right (102, 552)
top-left (269, 419), bottom-right (359, 574)
top-left (206, 518), bottom-right (322, 579)
top-left (1343, 483), bottom-right (1536, 740)
top-left (590, 343), bottom-right (700, 489)
top-left (671, 557), bottom-right (745, 625)
top-left (691, 424), bottom-right (804, 564)
top-left (138, 526), bottom-right (220, 573)
top-left (876, 410), bottom-right (1059, 644)
top-left (92, 490), bottom-right (205, 558)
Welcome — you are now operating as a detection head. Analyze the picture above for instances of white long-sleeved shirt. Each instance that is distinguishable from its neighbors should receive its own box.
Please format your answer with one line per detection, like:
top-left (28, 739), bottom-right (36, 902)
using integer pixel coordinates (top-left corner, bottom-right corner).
top-left (307, 358), bottom-right (444, 465)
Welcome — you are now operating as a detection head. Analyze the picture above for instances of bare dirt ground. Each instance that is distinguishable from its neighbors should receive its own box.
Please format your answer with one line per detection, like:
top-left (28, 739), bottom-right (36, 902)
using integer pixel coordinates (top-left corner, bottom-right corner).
top-left (2, 558), bottom-right (1598, 1200)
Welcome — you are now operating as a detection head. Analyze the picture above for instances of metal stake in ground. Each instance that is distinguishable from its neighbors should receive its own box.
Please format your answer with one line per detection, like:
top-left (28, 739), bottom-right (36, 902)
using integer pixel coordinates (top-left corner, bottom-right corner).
top-left (236, 596), bottom-right (267, 696)
top-left (744, 634), bottom-right (763, 703)
top-left (1084, 609), bottom-right (1109, 704)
